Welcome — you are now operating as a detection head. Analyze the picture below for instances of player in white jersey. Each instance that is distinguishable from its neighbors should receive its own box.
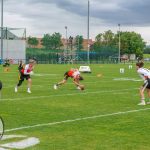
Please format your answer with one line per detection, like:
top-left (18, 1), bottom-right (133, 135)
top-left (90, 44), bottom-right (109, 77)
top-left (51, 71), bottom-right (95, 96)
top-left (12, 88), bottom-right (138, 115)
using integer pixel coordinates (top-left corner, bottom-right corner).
top-left (136, 61), bottom-right (150, 105)
top-left (15, 58), bottom-right (37, 93)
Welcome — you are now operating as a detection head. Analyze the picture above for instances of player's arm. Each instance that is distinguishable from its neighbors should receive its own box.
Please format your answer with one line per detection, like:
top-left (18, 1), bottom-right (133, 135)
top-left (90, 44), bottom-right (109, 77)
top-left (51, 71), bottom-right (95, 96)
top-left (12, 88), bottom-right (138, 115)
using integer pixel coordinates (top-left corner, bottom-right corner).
top-left (73, 78), bottom-right (80, 86)
top-left (138, 69), bottom-right (148, 80)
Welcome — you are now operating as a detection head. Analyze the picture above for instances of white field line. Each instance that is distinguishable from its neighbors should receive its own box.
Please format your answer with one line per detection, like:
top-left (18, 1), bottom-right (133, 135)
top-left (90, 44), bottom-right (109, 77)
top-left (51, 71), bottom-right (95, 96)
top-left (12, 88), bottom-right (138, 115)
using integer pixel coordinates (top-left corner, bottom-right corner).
top-left (112, 92), bottom-right (129, 95)
top-left (2, 80), bottom-right (123, 89)
top-left (2, 78), bottom-right (140, 89)
top-left (0, 88), bottom-right (138, 102)
top-left (5, 107), bottom-right (150, 133)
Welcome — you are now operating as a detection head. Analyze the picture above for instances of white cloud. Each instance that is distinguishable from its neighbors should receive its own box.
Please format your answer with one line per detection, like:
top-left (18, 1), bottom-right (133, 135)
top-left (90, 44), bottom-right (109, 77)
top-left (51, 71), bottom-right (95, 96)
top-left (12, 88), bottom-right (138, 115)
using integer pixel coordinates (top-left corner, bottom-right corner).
top-left (3, 0), bottom-right (150, 44)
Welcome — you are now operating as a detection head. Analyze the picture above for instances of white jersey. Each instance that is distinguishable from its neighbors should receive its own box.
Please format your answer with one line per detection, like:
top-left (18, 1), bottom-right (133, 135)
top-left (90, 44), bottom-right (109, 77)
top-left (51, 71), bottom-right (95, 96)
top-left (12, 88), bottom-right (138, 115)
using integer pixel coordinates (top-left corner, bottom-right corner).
top-left (72, 70), bottom-right (80, 79)
top-left (137, 67), bottom-right (150, 81)
top-left (22, 64), bottom-right (33, 75)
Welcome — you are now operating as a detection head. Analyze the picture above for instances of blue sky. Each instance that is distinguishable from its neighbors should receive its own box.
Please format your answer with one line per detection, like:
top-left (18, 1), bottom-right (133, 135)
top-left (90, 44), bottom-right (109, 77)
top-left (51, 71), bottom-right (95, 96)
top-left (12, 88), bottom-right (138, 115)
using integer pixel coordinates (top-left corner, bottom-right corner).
top-left (3, 0), bottom-right (150, 44)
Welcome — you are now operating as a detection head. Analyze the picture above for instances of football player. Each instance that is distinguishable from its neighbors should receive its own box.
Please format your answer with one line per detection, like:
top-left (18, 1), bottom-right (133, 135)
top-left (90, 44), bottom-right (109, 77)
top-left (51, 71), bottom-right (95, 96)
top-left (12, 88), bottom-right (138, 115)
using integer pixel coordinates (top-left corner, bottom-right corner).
top-left (136, 61), bottom-right (150, 105)
top-left (54, 68), bottom-right (84, 90)
top-left (15, 58), bottom-right (37, 93)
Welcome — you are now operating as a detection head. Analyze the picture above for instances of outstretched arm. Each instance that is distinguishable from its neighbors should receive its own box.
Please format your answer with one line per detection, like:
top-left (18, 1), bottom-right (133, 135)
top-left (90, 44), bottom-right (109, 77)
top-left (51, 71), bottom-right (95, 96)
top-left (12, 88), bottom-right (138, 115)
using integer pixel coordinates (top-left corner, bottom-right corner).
top-left (73, 78), bottom-right (80, 86)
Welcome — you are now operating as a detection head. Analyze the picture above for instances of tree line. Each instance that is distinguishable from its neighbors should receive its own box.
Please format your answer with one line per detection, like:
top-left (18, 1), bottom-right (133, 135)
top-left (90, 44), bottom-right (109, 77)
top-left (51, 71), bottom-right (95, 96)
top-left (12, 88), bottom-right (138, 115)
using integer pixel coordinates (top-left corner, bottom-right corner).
top-left (28, 33), bottom-right (83, 51)
top-left (28, 30), bottom-right (147, 58)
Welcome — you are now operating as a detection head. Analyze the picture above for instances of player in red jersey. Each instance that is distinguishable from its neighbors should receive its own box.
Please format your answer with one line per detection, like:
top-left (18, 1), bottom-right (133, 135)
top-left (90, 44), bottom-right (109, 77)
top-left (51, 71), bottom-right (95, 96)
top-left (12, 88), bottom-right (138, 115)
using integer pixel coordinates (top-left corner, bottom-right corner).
top-left (54, 68), bottom-right (84, 90)
top-left (15, 58), bottom-right (37, 93)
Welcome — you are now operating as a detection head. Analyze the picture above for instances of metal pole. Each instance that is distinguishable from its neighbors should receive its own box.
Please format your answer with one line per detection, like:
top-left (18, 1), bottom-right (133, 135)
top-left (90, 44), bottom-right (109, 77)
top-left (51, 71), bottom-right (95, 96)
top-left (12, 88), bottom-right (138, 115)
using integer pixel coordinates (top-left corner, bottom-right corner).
top-left (1, 0), bottom-right (3, 61)
top-left (77, 36), bottom-right (79, 61)
top-left (64, 26), bottom-right (68, 63)
top-left (65, 26), bottom-right (68, 45)
top-left (118, 24), bottom-right (121, 63)
top-left (87, 0), bottom-right (90, 64)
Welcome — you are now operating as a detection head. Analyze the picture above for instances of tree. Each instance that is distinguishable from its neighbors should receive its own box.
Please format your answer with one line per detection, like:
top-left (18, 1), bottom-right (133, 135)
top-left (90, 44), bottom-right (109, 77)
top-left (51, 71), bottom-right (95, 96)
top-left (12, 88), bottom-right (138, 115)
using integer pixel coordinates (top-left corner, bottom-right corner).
top-left (114, 31), bottom-right (146, 56)
top-left (51, 32), bottom-right (63, 49)
top-left (27, 37), bottom-right (39, 48)
top-left (136, 47), bottom-right (143, 58)
top-left (92, 30), bottom-right (146, 58)
top-left (41, 34), bottom-right (51, 49)
top-left (92, 30), bottom-right (117, 52)
top-left (102, 30), bottom-right (115, 46)
top-left (75, 35), bottom-right (83, 51)
top-left (41, 32), bottom-right (62, 50)
top-left (95, 33), bottom-right (103, 43)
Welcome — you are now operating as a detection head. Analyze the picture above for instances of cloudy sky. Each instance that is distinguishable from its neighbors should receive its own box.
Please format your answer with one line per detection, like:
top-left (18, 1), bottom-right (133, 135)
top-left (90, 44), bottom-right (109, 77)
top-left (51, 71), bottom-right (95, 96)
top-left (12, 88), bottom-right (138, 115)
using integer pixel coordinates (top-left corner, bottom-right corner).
top-left (3, 0), bottom-right (150, 44)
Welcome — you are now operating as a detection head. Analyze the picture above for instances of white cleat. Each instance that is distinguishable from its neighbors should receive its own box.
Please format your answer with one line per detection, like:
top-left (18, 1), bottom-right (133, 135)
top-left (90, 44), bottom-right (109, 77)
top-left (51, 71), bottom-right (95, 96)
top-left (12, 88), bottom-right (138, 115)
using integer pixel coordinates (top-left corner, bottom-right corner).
top-left (137, 102), bottom-right (146, 106)
top-left (27, 89), bottom-right (32, 93)
top-left (54, 84), bottom-right (58, 90)
top-left (15, 86), bottom-right (18, 93)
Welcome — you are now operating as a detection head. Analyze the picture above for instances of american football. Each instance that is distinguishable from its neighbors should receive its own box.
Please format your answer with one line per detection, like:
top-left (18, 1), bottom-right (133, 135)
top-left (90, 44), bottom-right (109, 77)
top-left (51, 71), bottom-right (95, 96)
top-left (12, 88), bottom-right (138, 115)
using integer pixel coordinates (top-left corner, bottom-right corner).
top-left (80, 85), bottom-right (85, 90)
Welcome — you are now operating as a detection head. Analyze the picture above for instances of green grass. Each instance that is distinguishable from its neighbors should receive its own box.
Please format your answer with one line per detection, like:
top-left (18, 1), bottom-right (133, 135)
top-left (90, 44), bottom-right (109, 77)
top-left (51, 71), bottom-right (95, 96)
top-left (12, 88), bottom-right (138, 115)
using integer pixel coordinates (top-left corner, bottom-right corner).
top-left (0, 64), bottom-right (150, 150)
top-left (143, 54), bottom-right (150, 58)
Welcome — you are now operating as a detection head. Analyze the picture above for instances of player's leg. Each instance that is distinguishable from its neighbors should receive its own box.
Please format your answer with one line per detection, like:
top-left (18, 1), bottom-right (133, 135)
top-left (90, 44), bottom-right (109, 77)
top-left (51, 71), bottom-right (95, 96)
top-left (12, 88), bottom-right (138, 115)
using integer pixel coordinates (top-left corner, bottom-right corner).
top-left (146, 89), bottom-right (150, 104)
top-left (73, 78), bottom-right (82, 90)
top-left (145, 79), bottom-right (150, 104)
top-left (27, 76), bottom-right (32, 93)
top-left (76, 80), bottom-right (81, 90)
top-left (57, 79), bottom-right (67, 85)
top-left (15, 74), bottom-right (24, 92)
top-left (54, 79), bottom-right (67, 89)
top-left (138, 84), bottom-right (147, 105)
top-left (54, 73), bottom-right (69, 89)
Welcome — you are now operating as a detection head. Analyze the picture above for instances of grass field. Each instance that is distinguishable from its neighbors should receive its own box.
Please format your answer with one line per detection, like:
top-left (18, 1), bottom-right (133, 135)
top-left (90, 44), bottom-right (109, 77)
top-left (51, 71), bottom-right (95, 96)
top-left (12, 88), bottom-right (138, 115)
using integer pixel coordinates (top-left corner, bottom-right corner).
top-left (0, 63), bottom-right (150, 150)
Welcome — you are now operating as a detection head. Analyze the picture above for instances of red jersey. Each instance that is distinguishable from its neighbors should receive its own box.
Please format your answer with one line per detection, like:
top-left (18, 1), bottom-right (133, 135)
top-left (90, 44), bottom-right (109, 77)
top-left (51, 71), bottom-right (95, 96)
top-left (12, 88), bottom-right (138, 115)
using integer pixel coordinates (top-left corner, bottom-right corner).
top-left (68, 70), bottom-right (74, 77)
top-left (67, 69), bottom-right (80, 79)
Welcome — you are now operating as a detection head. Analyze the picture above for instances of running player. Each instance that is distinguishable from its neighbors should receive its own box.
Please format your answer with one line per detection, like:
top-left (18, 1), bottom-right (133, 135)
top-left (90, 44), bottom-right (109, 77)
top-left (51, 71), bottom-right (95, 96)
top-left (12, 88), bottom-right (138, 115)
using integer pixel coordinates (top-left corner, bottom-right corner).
top-left (15, 58), bottom-right (37, 93)
top-left (136, 61), bottom-right (150, 105)
top-left (54, 68), bottom-right (84, 90)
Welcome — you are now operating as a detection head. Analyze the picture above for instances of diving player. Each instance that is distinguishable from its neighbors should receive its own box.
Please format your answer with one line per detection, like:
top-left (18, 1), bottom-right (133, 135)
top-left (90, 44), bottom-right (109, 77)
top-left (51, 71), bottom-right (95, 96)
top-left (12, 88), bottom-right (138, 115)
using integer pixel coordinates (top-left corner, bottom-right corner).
top-left (54, 68), bottom-right (84, 90)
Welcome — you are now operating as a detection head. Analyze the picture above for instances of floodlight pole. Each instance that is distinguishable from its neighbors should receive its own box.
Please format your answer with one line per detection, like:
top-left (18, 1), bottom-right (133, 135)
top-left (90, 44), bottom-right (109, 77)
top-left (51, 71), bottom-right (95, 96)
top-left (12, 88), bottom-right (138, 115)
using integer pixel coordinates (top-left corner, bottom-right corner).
top-left (87, 0), bottom-right (90, 64)
top-left (118, 24), bottom-right (121, 63)
top-left (78, 36), bottom-right (80, 51)
top-left (1, 0), bottom-right (3, 61)
top-left (65, 26), bottom-right (68, 48)
top-left (64, 26), bottom-right (68, 62)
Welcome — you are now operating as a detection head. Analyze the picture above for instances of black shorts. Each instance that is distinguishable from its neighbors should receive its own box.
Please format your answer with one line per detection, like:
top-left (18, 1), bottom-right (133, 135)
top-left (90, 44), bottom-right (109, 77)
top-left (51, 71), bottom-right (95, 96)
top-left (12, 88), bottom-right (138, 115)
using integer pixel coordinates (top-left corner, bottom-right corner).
top-left (19, 73), bottom-right (31, 81)
top-left (143, 78), bottom-right (150, 89)
top-left (64, 71), bottom-right (70, 80)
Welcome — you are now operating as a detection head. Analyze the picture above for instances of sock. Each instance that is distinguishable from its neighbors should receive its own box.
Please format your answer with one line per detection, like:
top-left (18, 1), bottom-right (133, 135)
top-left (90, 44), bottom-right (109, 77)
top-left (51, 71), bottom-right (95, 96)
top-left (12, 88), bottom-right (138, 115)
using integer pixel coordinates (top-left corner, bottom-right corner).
top-left (141, 98), bottom-right (145, 103)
